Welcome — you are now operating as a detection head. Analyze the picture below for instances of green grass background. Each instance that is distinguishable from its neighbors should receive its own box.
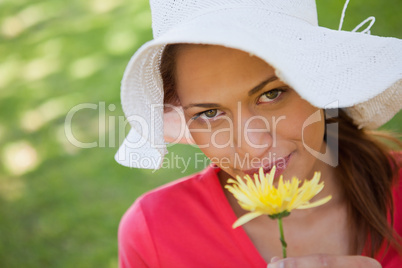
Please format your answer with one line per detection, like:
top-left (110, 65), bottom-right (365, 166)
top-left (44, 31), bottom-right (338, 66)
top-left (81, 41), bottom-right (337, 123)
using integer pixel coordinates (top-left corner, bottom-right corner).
top-left (0, 0), bottom-right (400, 267)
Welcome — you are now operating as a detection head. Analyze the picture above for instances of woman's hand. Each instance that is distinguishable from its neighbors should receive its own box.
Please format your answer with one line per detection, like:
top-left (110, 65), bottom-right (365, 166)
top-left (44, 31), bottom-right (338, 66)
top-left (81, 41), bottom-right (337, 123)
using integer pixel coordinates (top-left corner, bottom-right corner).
top-left (267, 255), bottom-right (382, 268)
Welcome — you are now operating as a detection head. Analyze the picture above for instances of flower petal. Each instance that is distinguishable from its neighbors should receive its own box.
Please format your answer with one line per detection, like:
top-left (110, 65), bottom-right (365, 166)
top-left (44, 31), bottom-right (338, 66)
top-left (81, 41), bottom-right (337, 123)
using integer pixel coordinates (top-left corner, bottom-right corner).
top-left (232, 211), bottom-right (263, 228)
top-left (297, 195), bottom-right (332, 209)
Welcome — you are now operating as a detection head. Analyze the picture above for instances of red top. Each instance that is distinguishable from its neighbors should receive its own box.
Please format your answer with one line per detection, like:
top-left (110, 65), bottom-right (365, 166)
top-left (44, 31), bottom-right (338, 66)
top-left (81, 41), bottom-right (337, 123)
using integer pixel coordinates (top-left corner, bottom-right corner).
top-left (118, 165), bottom-right (402, 268)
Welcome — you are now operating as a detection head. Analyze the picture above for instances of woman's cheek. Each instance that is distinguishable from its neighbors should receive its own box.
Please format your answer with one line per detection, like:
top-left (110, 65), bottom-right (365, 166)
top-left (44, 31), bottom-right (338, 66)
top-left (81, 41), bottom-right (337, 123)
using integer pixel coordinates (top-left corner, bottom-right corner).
top-left (189, 130), bottom-right (211, 149)
top-left (297, 109), bottom-right (325, 151)
top-left (276, 106), bottom-right (325, 149)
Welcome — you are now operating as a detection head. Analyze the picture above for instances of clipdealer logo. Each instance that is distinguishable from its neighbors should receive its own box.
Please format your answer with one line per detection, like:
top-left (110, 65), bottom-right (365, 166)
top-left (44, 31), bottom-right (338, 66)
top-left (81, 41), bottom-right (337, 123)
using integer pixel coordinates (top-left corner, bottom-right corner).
top-left (64, 101), bottom-right (339, 168)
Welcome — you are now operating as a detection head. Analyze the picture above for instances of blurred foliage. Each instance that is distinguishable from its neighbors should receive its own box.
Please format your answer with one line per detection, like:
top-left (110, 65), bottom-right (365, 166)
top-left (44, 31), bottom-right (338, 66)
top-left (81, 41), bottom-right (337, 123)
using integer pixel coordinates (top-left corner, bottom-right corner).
top-left (0, 0), bottom-right (400, 267)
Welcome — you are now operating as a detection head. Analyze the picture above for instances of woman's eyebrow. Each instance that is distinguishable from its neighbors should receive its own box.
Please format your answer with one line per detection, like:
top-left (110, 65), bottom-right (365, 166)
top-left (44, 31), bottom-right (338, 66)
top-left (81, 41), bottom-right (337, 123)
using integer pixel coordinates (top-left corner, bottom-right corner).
top-left (183, 102), bottom-right (221, 110)
top-left (248, 75), bottom-right (278, 96)
top-left (182, 75), bottom-right (278, 110)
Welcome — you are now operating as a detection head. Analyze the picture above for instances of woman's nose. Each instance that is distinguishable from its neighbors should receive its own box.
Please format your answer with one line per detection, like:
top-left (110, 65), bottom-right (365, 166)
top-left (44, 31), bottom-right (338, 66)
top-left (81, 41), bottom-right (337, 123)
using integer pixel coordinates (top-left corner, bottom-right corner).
top-left (233, 109), bottom-right (274, 157)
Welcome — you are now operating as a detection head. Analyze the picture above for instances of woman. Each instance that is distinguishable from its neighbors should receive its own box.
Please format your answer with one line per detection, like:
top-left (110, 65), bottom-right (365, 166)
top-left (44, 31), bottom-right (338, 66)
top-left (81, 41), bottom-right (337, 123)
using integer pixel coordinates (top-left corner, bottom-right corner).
top-left (116, 0), bottom-right (402, 267)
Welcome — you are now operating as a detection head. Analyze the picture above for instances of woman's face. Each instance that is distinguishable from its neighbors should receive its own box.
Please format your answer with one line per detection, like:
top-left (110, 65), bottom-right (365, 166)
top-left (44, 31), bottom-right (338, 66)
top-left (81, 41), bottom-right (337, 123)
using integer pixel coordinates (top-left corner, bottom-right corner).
top-left (175, 45), bottom-right (327, 180)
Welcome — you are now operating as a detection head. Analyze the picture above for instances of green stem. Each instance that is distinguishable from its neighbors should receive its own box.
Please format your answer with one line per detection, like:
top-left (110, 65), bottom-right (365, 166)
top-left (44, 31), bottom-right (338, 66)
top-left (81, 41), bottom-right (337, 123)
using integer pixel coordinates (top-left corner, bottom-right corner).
top-left (278, 217), bottom-right (287, 258)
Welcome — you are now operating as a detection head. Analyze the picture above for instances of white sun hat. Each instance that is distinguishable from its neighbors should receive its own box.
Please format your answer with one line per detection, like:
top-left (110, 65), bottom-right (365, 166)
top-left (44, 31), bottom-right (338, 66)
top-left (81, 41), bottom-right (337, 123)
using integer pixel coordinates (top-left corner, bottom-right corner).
top-left (115, 0), bottom-right (402, 169)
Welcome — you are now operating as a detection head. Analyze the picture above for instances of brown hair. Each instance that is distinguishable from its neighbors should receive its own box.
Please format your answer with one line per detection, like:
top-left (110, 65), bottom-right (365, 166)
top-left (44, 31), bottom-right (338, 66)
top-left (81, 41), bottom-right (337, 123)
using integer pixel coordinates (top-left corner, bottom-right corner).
top-left (328, 111), bottom-right (402, 256)
top-left (160, 44), bottom-right (402, 257)
top-left (160, 44), bottom-right (181, 111)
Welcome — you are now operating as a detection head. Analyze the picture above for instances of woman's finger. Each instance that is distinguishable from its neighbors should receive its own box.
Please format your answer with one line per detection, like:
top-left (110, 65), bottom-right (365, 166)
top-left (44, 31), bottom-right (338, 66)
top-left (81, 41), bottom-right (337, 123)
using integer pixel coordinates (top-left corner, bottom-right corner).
top-left (267, 254), bottom-right (382, 268)
top-left (270, 256), bottom-right (282, 263)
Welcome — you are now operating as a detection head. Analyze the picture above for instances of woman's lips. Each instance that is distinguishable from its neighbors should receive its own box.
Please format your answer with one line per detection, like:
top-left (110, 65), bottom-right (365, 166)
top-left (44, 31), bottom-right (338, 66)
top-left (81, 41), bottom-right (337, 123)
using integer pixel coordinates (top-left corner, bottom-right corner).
top-left (242, 153), bottom-right (292, 178)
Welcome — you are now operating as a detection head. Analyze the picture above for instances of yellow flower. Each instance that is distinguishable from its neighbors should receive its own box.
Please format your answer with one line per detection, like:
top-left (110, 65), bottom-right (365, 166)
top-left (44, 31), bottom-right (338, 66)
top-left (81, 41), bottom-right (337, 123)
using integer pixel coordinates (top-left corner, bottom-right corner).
top-left (225, 166), bottom-right (332, 228)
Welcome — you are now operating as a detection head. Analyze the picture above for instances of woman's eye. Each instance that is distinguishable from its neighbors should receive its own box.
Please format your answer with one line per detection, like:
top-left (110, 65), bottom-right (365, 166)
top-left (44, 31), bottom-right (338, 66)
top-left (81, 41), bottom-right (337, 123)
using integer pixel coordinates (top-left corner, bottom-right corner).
top-left (193, 109), bottom-right (224, 121)
top-left (258, 89), bottom-right (284, 103)
top-left (203, 109), bottom-right (218, 118)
